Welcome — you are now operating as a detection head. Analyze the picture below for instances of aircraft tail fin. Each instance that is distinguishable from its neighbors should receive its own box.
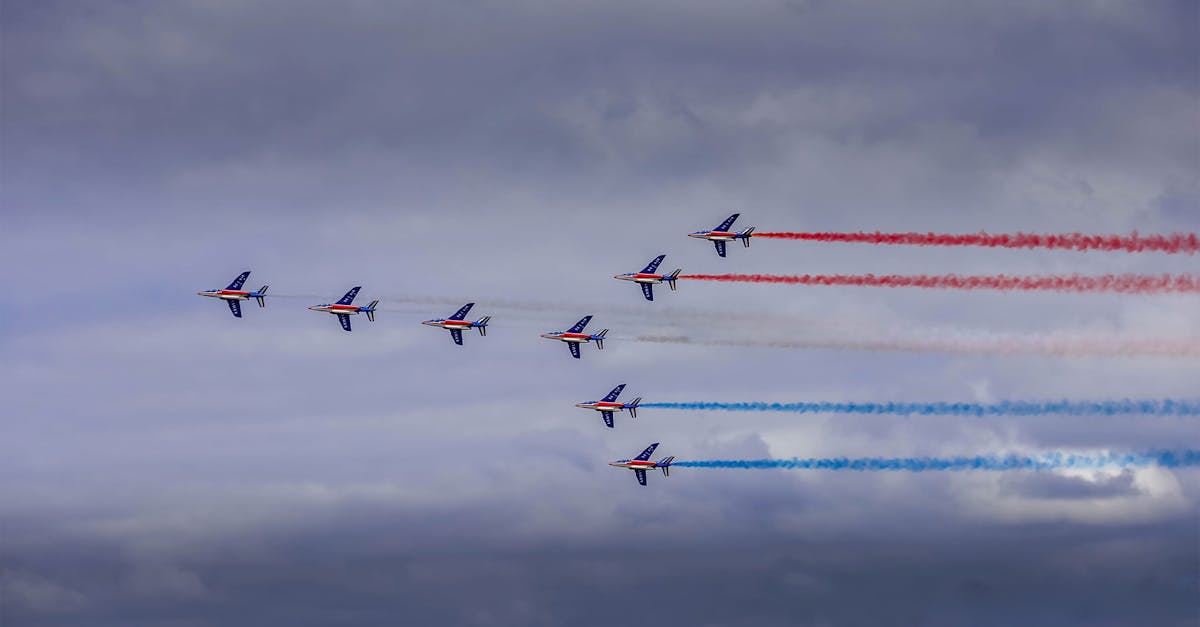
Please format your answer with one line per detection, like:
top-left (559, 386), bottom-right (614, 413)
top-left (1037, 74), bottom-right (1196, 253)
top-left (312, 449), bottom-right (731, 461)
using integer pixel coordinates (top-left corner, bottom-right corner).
top-left (366, 300), bottom-right (379, 322)
top-left (666, 269), bottom-right (681, 290)
top-left (475, 316), bottom-right (490, 336)
top-left (628, 397), bottom-right (641, 418)
top-left (740, 226), bottom-right (755, 246)
top-left (595, 328), bottom-right (608, 350)
top-left (659, 456), bottom-right (675, 476)
top-left (256, 285), bottom-right (269, 307)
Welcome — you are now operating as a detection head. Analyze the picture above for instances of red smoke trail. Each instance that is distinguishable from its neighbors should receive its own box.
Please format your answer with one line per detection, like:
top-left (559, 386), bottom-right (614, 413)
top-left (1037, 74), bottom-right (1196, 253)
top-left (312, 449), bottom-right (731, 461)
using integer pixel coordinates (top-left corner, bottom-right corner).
top-left (755, 231), bottom-right (1200, 254)
top-left (678, 273), bottom-right (1200, 294)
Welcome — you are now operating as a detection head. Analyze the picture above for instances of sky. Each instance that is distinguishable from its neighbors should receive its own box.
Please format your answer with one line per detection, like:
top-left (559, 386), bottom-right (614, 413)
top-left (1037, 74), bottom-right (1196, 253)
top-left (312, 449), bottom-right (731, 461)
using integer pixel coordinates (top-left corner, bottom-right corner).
top-left (1, 1), bottom-right (1198, 625)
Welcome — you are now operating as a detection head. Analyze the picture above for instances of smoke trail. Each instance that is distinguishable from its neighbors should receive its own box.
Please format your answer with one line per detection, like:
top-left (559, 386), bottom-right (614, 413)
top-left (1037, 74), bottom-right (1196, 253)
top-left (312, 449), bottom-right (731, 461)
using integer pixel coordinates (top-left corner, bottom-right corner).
top-left (678, 273), bottom-right (1200, 294)
top-left (673, 450), bottom-right (1200, 471)
top-left (755, 231), bottom-right (1200, 254)
top-left (640, 399), bottom-right (1200, 416)
top-left (628, 334), bottom-right (1200, 358)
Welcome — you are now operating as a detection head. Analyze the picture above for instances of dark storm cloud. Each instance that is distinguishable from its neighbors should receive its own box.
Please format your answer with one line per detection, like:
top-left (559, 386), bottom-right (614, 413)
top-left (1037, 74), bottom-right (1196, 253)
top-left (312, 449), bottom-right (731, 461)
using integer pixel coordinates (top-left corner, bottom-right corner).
top-left (1, 1), bottom-right (1198, 626)
top-left (4, 0), bottom-right (1196, 187)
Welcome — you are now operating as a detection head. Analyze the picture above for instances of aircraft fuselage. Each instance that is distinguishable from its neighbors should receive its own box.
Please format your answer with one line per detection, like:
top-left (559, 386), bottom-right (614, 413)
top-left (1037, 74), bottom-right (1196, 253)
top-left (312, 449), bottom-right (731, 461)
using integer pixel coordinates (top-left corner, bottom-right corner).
top-left (576, 401), bottom-right (626, 412)
top-left (309, 304), bottom-right (365, 315)
top-left (609, 459), bottom-right (660, 470)
top-left (423, 319), bottom-right (474, 330)
top-left (542, 332), bottom-right (594, 343)
top-left (613, 273), bottom-right (668, 284)
top-left (197, 289), bottom-right (252, 301)
top-left (689, 231), bottom-right (739, 242)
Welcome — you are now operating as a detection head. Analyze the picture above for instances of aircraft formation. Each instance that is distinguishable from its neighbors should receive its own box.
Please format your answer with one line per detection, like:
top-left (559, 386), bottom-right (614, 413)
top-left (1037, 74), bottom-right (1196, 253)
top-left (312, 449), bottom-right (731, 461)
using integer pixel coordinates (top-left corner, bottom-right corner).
top-left (197, 214), bottom-right (754, 485)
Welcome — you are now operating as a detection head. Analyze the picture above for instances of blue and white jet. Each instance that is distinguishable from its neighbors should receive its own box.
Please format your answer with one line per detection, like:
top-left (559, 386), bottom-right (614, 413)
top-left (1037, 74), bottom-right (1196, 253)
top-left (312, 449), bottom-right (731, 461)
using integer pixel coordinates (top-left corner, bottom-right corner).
top-left (688, 213), bottom-right (755, 257)
top-left (609, 442), bottom-right (675, 486)
top-left (308, 287), bottom-right (378, 332)
top-left (540, 315), bottom-right (608, 359)
top-left (575, 383), bottom-right (641, 428)
top-left (613, 255), bottom-right (681, 301)
top-left (196, 271), bottom-right (269, 318)
top-left (422, 302), bottom-right (491, 345)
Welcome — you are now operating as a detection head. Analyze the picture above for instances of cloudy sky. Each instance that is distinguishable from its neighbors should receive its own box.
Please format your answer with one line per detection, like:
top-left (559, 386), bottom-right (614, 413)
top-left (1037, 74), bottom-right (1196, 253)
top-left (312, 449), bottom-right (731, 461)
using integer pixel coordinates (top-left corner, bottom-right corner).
top-left (2, 1), bottom-right (1198, 625)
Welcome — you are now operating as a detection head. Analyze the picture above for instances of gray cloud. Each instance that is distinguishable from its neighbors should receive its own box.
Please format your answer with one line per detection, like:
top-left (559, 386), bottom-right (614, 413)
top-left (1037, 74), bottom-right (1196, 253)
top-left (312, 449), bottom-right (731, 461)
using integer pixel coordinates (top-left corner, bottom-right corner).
top-left (1, 1), bottom-right (1198, 625)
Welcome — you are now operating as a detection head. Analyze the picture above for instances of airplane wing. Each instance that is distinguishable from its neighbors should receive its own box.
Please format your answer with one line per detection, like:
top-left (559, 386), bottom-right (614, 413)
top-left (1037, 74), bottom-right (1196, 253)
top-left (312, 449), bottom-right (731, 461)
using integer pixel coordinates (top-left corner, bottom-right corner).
top-left (714, 240), bottom-right (727, 257)
top-left (336, 287), bottom-right (361, 306)
top-left (634, 442), bottom-right (660, 461)
top-left (641, 283), bottom-right (654, 301)
top-left (641, 255), bottom-right (665, 274)
top-left (634, 469), bottom-right (647, 486)
top-left (602, 411), bottom-right (614, 428)
top-left (338, 314), bottom-right (352, 332)
top-left (568, 342), bottom-right (581, 359)
top-left (568, 315), bottom-right (592, 333)
top-left (226, 271), bottom-right (251, 290)
top-left (450, 329), bottom-right (463, 345)
top-left (449, 303), bottom-right (474, 321)
top-left (227, 299), bottom-right (242, 318)
top-left (601, 384), bottom-right (626, 403)
top-left (716, 213), bottom-right (739, 231)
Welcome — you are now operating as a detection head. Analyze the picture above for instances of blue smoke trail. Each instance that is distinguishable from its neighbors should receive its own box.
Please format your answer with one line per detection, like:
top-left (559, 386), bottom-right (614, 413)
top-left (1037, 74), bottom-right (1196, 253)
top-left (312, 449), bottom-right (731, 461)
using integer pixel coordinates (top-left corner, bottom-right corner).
top-left (672, 450), bottom-right (1200, 471)
top-left (639, 399), bottom-right (1200, 417)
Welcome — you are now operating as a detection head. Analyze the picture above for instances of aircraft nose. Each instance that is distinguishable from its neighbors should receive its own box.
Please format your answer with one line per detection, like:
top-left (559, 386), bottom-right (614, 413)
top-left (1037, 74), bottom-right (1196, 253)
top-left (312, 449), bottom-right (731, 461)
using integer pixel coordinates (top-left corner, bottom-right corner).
top-left (307, 306), bottom-right (319, 311)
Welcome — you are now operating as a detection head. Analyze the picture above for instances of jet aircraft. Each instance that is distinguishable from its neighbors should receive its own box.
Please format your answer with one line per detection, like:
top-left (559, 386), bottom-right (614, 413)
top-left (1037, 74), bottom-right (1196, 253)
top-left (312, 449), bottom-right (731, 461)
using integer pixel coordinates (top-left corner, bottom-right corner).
top-left (308, 287), bottom-right (378, 332)
top-left (609, 442), bottom-right (675, 486)
top-left (575, 383), bottom-right (641, 428)
top-left (613, 255), bottom-right (681, 301)
top-left (196, 271), bottom-right (269, 318)
top-left (688, 213), bottom-right (755, 257)
top-left (422, 303), bottom-right (491, 345)
top-left (540, 315), bottom-right (608, 359)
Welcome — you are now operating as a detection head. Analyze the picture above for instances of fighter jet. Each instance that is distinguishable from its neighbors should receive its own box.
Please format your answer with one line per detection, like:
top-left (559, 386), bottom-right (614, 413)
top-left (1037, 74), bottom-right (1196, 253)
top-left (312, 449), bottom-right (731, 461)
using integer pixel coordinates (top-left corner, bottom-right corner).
top-left (308, 287), bottom-right (378, 332)
top-left (688, 213), bottom-right (755, 257)
top-left (613, 255), bottom-right (681, 301)
top-left (196, 271), bottom-right (269, 318)
top-left (575, 384), bottom-right (642, 428)
top-left (422, 302), bottom-right (491, 345)
top-left (610, 442), bottom-right (675, 486)
top-left (540, 315), bottom-right (608, 359)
